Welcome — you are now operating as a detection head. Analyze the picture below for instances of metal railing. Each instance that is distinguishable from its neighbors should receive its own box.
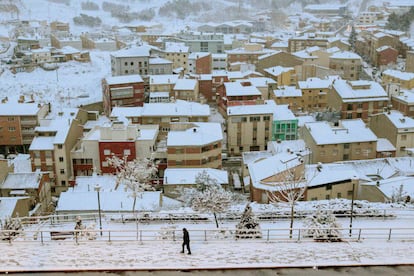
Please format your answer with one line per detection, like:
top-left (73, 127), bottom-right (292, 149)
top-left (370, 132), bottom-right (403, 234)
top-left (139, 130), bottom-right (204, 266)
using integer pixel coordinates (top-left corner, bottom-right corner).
top-left (2, 227), bottom-right (414, 245)
top-left (18, 207), bottom-right (411, 226)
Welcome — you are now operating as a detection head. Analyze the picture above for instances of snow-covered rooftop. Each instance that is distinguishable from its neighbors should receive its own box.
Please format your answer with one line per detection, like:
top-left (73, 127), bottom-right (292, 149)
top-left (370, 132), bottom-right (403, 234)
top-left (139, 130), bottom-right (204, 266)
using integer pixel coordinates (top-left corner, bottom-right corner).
top-left (227, 102), bottom-right (275, 116)
top-left (304, 119), bottom-right (377, 145)
top-left (163, 168), bottom-right (228, 185)
top-left (224, 82), bottom-right (261, 97)
top-left (298, 78), bottom-right (332, 89)
top-left (383, 69), bottom-right (414, 81)
top-left (149, 74), bottom-right (180, 85)
top-left (105, 74), bottom-right (143, 85)
top-left (273, 86), bottom-right (302, 97)
top-left (164, 42), bottom-right (189, 53)
top-left (263, 66), bottom-right (294, 77)
top-left (167, 122), bottom-right (222, 147)
top-left (173, 79), bottom-right (197, 91)
top-left (111, 100), bottom-right (210, 118)
top-left (377, 138), bottom-right (396, 152)
top-left (330, 51), bottom-right (361, 60)
top-left (333, 79), bottom-right (388, 101)
top-left (382, 110), bottom-right (414, 129)
top-left (0, 103), bottom-right (43, 116)
top-left (1, 170), bottom-right (43, 190)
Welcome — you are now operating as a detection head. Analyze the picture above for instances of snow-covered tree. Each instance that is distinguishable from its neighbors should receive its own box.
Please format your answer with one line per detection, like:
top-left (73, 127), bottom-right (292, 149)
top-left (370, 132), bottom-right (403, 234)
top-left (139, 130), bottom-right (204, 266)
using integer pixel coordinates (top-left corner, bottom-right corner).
top-left (235, 203), bottom-right (261, 239)
top-left (0, 216), bottom-right (23, 241)
top-left (349, 25), bottom-right (357, 51)
top-left (267, 165), bottom-right (315, 239)
top-left (107, 155), bottom-right (157, 213)
top-left (189, 170), bottom-right (233, 228)
top-left (303, 209), bottom-right (342, 242)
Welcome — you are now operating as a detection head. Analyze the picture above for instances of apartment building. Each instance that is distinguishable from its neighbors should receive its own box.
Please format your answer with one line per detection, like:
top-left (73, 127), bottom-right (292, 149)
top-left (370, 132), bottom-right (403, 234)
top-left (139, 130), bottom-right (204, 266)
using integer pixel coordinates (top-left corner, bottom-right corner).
top-left (263, 66), bottom-right (297, 86)
top-left (328, 79), bottom-right (389, 122)
top-left (80, 33), bottom-right (117, 51)
top-left (227, 103), bottom-right (275, 155)
top-left (226, 43), bottom-right (275, 68)
top-left (102, 74), bottom-right (145, 116)
top-left (50, 31), bottom-right (82, 50)
top-left (271, 104), bottom-right (298, 141)
top-left (70, 121), bottom-right (158, 179)
top-left (212, 53), bottom-right (227, 71)
top-left (173, 79), bottom-right (199, 101)
top-left (297, 77), bottom-right (332, 112)
top-left (245, 77), bottom-right (277, 100)
top-left (0, 101), bottom-right (49, 155)
top-left (217, 82), bottom-right (263, 116)
top-left (168, 32), bottom-right (225, 54)
top-left (370, 110), bottom-right (414, 157)
top-left (288, 35), bottom-right (329, 53)
top-left (272, 86), bottom-right (303, 112)
top-left (149, 74), bottom-right (180, 93)
top-left (29, 108), bottom-right (87, 195)
top-left (391, 90), bottom-right (414, 117)
top-left (163, 42), bottom-right (189, 73)
top-left (110, 100), bottom-right (210, 140)
top-left (110, 45), bottom-right (156, 76)
top-left (376, 46), bottom-right (398, 67)
top-left (329, 51), bottom-right (362, 80)
top-left (148, 57), bottom-right (173, 75)
top-left (187, 52), bottom-right (212, 74)
top-left (382, 69), bottom-right (414, 90)
top-left (167, 122), bottom-right (223, 169)
top-left (301, 119), bottom-right (377, 163)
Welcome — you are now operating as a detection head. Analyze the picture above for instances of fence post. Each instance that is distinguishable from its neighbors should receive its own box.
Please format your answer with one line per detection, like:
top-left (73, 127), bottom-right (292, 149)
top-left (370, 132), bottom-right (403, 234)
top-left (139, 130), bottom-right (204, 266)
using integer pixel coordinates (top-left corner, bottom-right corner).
top-left (40, 231), bottom-right (44, 245)
top-left (297, 229), bottom-right (301, 242)
top-left (173, 230), bottom-right (176, 242)
top-left (383, 209), bottom-right (386, 220)
top-left (139, 230), bottom-right (143, 244)
top-left (358, 229), bottom-right (361, 241)
top-left (75, 231), bottom-right (78, 245)
top-left (267, 229), bottom-right (270, 242)
top-left (388, 228), bottom-right (392, 241)
top-left (108, 231), bottom-right (111, 243)
top-left (204, 230), bottom-right (207, 242)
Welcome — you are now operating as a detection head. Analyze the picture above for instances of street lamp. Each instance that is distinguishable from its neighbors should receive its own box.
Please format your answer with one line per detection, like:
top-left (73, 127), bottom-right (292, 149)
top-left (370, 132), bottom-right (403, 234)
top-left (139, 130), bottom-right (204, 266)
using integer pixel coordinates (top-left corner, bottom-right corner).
top-left (94, 184), bottom-right (103, 236)
top-left (349, 177), bottom-right (358, 237)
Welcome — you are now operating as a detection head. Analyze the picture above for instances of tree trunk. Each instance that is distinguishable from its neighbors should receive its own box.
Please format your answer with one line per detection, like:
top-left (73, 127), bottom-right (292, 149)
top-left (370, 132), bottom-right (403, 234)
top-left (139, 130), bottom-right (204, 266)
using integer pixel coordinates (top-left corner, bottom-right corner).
top-left (289, 202), bottom-right (294, 239)
top-left (213, 212), bottom-right (219, 228)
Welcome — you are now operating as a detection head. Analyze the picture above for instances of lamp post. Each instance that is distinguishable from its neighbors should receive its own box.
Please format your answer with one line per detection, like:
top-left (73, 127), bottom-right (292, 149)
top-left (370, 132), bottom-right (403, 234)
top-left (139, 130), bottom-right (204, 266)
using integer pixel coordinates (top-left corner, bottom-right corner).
top-left (349, 177), bottom-right (357, 237)
top-left (94, 184), bottom-right (102, 236)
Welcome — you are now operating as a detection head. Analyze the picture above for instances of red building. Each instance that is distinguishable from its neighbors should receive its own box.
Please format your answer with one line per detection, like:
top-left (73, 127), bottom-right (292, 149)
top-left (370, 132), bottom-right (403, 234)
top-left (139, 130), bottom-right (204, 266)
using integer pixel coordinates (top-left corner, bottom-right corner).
top-left (99, 141), bottom-right (136, 174)
top-left (376, 46), bottom-right (398, 67)
top-left (102, 75), bottom-right (145, 116)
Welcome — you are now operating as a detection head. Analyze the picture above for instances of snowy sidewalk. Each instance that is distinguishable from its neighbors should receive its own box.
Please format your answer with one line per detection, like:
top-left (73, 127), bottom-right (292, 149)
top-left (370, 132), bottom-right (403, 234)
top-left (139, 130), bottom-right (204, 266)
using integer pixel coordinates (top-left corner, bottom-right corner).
top-left (1, 239), bottom-right (414, 272)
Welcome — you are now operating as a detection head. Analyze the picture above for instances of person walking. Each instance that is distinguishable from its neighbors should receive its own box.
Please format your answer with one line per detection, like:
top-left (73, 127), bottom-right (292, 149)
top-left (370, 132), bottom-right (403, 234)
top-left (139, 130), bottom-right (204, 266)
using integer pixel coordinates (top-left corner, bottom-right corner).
top-left (181, 228), bottom-right (191, 254)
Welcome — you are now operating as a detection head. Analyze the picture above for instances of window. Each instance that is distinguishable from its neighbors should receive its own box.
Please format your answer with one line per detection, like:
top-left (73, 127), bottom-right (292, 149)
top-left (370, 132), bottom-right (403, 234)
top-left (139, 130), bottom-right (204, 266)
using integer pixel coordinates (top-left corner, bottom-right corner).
top-left (344, 143), bottom-right (350, 149)
top-left (60, 169), bottom-right (65, 174)
top-left (124, 62), bottom-right (127, 66)
top-left (357, 113), bottom-right (362, 118)
top-left (59, 157), bottom-right (64, 162)
top-left (263, 116), bottom-right (271, 121)
top-left (130, 62), bottom-right (134, 66)
top-left (61, 180), bottom-right (66, 186)
top-left (104, 149), bottom-right (111, 155)
top-left (8, 117), bottom-right (15, 121)
top-left (57, 144), bottom-right (63, 149)
top-left (8, 127), bottom-right (16, 132)
top-left (337, 192), bottom-right (342, 198)
top-left (357, 103), bottom-right (363, 108)
top-left (249, 116), bottom-right (260, 122)
top-left (102, 161), bottom-right (108, 167)
top-left (332, 149), bottom-right (338, 156)
top-left (124, 149), bottom-right (131, 156)
top-left (401, 134), bottom-right (407, 141)
top-left (347, 104), bottom-right (353, 111)
top-left (325, 195), bottom-right (330, 200)
top-left (346, 113), bottom-right (353, 119)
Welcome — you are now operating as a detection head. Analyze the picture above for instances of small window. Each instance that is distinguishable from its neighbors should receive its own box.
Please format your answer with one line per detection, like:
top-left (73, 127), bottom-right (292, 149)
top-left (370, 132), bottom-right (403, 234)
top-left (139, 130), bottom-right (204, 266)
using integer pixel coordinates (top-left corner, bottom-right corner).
top-left (57, 144), bottom-right (63, 149)
top-left (8, 117), bottom-right (15, 121)
top-left (59, 157), bottom-right (64, 162)
top-left (104, 149), bottom-right (111, 155)
top-left (8, 127), bottom-right (16, 132)
top-left (124, 149), bottom-right (131, 156)
top-left (61, 180), bottom-right (66, 186)
top-left (60, 169), bottom-right (65, 174)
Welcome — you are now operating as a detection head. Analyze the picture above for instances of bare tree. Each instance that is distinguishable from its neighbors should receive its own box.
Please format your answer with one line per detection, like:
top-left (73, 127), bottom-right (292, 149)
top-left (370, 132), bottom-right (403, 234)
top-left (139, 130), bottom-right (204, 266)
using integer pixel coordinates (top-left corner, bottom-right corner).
top-left (267, 166), bottom-right (314, 239)
top-left (189, 170), bottom-right (233, 228)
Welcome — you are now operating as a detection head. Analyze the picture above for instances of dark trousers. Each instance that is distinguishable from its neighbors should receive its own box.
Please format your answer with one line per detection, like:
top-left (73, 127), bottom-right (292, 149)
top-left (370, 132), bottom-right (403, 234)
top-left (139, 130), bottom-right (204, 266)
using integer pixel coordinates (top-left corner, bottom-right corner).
top-left (182, 242), bottom-right (191, 253)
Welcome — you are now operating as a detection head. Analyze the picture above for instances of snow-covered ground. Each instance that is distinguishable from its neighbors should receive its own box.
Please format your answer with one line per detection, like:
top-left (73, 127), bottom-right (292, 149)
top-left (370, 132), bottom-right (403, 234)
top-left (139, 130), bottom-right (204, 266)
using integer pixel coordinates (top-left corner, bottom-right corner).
top-left (0, 51), bottom-right (110, 109)
top-left (2, 239), bottom-right (414, 272)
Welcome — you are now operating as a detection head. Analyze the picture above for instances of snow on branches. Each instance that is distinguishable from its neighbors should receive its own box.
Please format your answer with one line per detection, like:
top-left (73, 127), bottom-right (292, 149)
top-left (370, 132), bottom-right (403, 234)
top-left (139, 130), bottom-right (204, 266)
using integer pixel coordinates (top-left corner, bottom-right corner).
top-left (188, 170), bottom-right (233, 228)
top-left (303, 209), bottom-right (342, 242)
top-left (107, 155), bottom-right (157, 194)
top-left (235, 203), bottom-right (262, 239)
